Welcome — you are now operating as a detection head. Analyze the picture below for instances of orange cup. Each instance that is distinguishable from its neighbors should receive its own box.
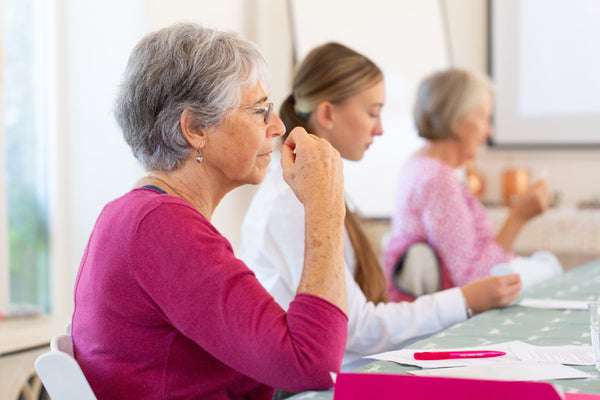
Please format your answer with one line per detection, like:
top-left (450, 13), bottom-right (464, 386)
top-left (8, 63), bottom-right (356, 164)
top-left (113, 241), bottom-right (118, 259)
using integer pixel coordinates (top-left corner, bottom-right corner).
top-left (502, 168), bottom-right (529, 206)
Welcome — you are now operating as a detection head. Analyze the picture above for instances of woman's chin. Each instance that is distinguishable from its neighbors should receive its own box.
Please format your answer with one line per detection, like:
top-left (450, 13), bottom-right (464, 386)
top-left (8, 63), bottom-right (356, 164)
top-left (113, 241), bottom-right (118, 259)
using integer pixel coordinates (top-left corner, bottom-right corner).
top-left (245, 168), bottom-right (268, 186)
top-left (344, 151), bottom-right (365, 162)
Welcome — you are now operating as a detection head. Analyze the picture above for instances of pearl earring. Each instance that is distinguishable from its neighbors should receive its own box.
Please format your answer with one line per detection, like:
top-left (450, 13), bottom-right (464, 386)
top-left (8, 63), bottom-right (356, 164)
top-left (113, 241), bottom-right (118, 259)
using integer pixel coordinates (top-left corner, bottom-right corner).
top-left (196, 149), bottom-right (203, 163)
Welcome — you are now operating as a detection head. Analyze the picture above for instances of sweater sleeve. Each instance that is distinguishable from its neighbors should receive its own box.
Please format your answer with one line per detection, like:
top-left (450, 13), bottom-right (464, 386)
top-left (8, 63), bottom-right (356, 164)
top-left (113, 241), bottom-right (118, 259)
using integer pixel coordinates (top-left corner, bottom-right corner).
top-left (421, 171), bottom-right (509, 286)
top-left (131, 201), bottom-right (348, 392)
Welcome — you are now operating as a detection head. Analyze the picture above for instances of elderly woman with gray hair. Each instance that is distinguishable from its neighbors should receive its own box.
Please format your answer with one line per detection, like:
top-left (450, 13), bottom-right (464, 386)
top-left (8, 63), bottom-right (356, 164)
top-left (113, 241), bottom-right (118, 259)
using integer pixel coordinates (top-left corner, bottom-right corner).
top-left (384, 68), bottom-right (558, 303)
top-left (72, 23), bottom-right (348, 399)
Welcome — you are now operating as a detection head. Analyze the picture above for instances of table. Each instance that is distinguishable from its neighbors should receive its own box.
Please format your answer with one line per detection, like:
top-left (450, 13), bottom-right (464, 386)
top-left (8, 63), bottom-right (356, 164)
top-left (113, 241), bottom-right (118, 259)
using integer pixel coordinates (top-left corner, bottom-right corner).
top-left (290, 259), bottom-right (600, 399)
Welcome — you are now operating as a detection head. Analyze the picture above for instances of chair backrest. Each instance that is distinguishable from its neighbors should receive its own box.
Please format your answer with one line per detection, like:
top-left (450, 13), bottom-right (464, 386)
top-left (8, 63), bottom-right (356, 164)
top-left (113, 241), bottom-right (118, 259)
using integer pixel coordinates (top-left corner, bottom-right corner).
top-left (392, 242), bottom-right (442, 299)
top-left (35, 334), bottom-right (97, 400)
top-left (64, 321), bottom-right (72, 335)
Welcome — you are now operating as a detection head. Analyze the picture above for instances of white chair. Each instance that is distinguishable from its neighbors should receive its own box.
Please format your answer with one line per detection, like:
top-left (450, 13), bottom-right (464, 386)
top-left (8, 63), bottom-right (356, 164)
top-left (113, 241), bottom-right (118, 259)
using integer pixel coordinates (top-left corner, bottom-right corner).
top-left (392, 242), bottom-right (441, 297)
top-left (34, 333), bottom-right (97, 400)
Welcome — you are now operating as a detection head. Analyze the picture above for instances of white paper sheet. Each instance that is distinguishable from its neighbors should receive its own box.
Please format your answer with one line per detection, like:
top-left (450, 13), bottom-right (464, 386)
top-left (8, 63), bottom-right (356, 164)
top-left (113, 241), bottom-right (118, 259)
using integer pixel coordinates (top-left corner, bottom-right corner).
top-left (508, 341), bottom-right (594, 365)
top-left (518, 298), bottom-right (589, 310)
top-left (407, 361), bottom-right (591, 381)
top-left (365, 341), bottom-right (594, 369)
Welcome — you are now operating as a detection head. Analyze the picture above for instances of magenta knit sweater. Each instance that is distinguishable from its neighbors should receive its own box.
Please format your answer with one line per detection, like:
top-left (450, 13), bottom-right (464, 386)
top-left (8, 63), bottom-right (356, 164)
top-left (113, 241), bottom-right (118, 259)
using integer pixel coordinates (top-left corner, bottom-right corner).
top-left (72, 187), bottom-right (348, 399)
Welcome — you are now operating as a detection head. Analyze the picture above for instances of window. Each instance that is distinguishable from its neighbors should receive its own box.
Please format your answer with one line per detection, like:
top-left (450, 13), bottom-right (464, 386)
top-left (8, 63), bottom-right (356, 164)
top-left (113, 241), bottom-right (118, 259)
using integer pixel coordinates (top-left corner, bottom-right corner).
top-left (2, 0), bottom-right (55, 313)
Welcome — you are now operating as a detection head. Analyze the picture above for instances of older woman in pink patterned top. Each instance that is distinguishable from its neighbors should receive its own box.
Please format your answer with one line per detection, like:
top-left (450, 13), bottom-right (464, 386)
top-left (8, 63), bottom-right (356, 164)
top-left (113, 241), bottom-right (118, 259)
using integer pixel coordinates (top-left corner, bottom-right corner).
top-left (384, 68), bottom-right (551, 302)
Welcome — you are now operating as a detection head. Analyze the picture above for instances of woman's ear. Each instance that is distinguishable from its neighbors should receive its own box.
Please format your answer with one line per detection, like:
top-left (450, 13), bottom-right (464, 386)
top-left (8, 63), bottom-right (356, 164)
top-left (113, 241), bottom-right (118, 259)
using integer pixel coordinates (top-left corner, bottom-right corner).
top-left (180, 109), bottom-right (206, 150)
top-left (314, 101), bottom-right (335, 131)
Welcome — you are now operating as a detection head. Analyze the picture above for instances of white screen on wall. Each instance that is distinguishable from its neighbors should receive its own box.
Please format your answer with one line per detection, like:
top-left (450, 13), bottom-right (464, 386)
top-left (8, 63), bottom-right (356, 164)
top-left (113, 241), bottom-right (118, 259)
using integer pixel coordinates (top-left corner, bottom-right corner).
top-left (490, 0), bottom-right (600, 146)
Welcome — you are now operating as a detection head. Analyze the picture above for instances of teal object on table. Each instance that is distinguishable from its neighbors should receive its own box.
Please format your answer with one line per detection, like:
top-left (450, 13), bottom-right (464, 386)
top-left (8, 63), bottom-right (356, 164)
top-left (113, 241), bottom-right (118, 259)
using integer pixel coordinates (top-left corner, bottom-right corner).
top-left (289, 259), bottom-right (600, 399)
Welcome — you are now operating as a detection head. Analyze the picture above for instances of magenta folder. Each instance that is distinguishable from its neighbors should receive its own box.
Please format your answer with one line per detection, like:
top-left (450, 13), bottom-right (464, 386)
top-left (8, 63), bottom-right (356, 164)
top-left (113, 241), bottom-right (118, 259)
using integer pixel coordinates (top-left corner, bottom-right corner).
top-left (333, 373), bottom-right (565, 400)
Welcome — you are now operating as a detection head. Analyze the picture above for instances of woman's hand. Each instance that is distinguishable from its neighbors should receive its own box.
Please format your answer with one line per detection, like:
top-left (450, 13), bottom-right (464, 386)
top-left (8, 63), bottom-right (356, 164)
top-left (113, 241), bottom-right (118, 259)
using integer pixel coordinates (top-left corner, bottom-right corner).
top-left (496, 180), bottom-right (550, 252)
top-left (280, 127), bottom-right (345, 220)
top-left (510, 179), bottom-right (550, 224)
top-left (460, 273), bottom-right (522, 314)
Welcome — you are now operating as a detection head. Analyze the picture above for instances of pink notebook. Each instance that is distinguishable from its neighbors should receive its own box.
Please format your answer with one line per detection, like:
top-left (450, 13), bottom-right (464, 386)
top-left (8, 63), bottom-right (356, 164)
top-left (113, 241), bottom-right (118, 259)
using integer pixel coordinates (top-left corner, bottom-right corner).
top-left (333, 373), bottom-right (566, 399)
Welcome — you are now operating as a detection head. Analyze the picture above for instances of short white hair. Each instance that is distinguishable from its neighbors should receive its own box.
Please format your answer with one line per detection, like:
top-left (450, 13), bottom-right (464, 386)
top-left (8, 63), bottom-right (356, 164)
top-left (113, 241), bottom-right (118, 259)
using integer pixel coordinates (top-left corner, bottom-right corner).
top-left (115, 23), bottom-right (269, 171)
top-left (413, 68), bottom-right (493, 141)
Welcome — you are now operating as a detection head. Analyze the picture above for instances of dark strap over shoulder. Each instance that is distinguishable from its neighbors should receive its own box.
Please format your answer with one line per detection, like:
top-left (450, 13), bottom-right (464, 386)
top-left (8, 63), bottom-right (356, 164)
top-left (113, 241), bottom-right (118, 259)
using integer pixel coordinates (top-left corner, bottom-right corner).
top-left (140, 184), bottom-right (168, 194)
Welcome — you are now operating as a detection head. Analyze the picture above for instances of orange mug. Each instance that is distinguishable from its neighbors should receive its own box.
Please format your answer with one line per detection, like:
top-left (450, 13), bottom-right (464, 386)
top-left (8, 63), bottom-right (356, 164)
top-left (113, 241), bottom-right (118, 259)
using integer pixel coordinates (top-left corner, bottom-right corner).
top-left (502, 168), bottom-right (529, 206)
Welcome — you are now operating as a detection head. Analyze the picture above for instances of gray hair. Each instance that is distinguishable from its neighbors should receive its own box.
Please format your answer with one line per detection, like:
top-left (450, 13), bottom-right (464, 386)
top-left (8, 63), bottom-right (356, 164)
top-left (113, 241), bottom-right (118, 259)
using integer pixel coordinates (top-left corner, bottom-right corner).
top-left (115, 23), bottom-right (269, 171)
top-left (413, 68), bottom-right (493, 141)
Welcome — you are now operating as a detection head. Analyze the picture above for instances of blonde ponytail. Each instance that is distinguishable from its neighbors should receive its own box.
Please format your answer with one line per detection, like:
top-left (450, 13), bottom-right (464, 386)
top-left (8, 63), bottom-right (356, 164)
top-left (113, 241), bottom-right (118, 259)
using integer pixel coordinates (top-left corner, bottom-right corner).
top-left (345, 205), bottom-right (388, 304)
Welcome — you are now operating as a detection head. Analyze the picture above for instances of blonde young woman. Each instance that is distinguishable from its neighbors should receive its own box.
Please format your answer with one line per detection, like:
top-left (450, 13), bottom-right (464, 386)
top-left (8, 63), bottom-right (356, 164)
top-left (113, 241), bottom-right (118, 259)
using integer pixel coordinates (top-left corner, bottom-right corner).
top-left (239, 43), bottom-right (521, 371)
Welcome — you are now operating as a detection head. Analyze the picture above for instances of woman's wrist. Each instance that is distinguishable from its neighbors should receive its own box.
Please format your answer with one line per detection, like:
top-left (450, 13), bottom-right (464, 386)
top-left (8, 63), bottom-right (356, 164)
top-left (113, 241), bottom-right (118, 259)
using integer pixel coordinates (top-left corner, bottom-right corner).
top-left (460, 287), bottom-right (475, 318)
top-left (506, 207), bottom-right (527, 228)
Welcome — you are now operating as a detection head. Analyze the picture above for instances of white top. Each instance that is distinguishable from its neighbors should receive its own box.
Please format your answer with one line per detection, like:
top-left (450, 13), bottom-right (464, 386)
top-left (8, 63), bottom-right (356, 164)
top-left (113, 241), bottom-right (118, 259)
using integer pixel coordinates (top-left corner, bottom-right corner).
top-left (239, 160), bottom-right (468, 369)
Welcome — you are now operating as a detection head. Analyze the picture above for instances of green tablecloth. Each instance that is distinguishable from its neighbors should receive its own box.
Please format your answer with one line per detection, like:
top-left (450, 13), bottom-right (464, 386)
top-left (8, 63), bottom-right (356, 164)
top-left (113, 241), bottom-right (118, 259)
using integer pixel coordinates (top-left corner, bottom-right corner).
top-left (290, 259), bottom-right (600, 399)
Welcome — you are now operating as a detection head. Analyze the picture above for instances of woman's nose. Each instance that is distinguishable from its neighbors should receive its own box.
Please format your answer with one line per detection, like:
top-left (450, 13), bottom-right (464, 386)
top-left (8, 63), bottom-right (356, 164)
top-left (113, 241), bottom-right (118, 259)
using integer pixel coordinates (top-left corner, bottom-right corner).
top-left (373, 119), bottom-right (384, 136)
top-left (269, 112), bottom-right (286, 138)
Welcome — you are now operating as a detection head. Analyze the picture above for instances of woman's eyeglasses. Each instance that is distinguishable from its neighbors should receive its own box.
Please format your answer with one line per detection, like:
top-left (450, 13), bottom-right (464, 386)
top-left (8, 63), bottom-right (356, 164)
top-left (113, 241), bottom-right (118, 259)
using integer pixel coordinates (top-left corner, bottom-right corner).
top-left (238, 102), bottom-right (274, 124)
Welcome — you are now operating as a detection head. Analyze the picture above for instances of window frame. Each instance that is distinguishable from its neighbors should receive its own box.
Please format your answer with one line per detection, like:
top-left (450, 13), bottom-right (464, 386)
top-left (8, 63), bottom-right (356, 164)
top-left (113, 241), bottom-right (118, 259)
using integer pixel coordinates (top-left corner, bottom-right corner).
top-left (0, 16), bottom-right (8, 309)
top-left (0, 0), bottom-right (70, 315)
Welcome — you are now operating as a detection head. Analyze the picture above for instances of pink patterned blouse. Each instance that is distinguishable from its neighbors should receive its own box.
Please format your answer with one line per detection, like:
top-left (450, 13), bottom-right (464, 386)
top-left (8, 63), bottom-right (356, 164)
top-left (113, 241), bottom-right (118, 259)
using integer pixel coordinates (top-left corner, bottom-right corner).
top-left (384, 156), bottom-right (514, 300)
